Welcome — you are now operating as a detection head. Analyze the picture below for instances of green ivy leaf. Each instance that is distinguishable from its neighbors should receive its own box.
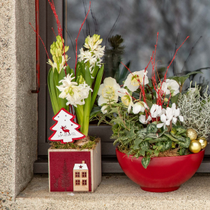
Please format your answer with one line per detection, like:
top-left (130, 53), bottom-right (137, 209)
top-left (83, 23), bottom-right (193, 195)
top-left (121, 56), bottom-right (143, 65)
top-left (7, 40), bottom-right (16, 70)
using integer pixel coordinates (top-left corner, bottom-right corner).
top-left (179, 148), bottom-right (186, 155)
top-left (154, 150), bottom-right (159, 157)
top-left (165, 140), bottom-right (172, 150)
top-left (137, 128), bottom-right (147, 138)
top-left (175, 126), bottom-right (187, 135)
top-left (140, 141), bottom-right (149, 151)
top-left (139, 150), bottom-right (146, 157)
top-left (178, 137), bottom-right (191, 148)
top-left (134, 138), bottom-right (143, 148)
top-left (146, 123), bottom-right (158, 133)
top-left (141, 157), bottom-right (151, 169)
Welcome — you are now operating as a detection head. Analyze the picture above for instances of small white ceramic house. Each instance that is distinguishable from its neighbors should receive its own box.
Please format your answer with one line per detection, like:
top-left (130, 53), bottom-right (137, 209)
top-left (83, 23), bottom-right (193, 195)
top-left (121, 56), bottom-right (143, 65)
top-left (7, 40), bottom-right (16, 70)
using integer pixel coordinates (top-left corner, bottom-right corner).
top-left (73, 161), bottom-right (89, 191)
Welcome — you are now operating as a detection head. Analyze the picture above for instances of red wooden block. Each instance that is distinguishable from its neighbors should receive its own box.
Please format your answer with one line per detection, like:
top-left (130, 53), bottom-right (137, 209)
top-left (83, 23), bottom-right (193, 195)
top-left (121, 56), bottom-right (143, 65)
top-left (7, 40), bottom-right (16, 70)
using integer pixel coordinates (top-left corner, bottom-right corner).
top-left (48, 140), bottom-right (101, 192)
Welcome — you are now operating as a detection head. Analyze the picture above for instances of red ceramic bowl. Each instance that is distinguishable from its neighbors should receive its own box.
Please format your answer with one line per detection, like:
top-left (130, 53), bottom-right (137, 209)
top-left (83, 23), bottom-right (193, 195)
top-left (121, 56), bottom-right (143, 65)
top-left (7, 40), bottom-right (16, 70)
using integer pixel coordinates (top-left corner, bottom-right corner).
top-left (116, 148), bottom-right (205, 192)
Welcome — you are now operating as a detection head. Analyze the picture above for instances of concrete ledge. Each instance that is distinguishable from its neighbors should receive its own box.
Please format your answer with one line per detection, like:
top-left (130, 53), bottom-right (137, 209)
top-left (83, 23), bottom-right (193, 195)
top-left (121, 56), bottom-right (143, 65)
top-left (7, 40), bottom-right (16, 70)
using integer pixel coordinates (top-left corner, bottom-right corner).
top-left (15, 174), bottom-right (210, 210)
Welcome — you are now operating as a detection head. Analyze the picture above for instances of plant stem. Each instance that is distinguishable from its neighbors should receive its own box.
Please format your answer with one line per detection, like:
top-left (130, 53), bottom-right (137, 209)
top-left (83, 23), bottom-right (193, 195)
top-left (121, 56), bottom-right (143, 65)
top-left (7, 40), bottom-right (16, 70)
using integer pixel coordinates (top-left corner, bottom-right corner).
top-left (117, 107), bottom-right (130, 130)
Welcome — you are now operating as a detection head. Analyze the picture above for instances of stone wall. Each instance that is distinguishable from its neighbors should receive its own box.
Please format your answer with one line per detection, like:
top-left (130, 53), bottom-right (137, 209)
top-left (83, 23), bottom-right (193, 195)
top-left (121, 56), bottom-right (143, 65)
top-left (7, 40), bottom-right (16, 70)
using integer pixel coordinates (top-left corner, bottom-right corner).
top-left (0, 0), bottom-right (37, 208)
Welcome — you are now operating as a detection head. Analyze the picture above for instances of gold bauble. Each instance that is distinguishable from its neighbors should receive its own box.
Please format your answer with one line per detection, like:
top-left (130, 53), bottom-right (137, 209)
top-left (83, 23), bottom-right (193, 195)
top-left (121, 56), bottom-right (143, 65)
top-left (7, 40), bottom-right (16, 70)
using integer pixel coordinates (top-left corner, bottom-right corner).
top-left (186, 128), bottom-right (197, 140)
top-left (189, 140), bottom-right (202, 153)
top-left (197, 137), bottom-right (208, 149)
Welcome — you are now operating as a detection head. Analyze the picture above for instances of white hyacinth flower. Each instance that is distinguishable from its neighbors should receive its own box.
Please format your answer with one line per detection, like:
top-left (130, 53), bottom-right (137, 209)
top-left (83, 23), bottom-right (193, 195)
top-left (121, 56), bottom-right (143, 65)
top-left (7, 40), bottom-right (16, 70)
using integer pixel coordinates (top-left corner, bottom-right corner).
top-left (78, 34), bottom-right (105, 73)
top-left (48, 54), bottom-right (69, 74)
top-left (124, 70), bottom-right (149, 92)
top-left (57, 74), bottom-right (92, 107)
top-left (98, 77), bottom-right (121, 106)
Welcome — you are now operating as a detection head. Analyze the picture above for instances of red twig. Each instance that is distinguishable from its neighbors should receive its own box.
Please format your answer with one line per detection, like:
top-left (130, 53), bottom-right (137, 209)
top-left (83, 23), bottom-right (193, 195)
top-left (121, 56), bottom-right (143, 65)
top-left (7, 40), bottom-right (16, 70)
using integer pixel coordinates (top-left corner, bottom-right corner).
top-left (153, 32), bottom-right (159, 74)
top-left (47, 0), bottom-right (62, 37)
top-left (145, 56), bottom-right (153, 72)
top-left (51, 27), bottom-right (56, 37)
top-left (121, 62), bottom-right (132, 74)
top-left (164, 36), bottom-right (190, 81)
top-left (157, 36), bottom-right (190, 106)
top-left (29, 22), bottom-right (50, 60)
top-left (47, 0), bottom-right (68, 75)
top-left (75, 2), bottom-right (91, 74)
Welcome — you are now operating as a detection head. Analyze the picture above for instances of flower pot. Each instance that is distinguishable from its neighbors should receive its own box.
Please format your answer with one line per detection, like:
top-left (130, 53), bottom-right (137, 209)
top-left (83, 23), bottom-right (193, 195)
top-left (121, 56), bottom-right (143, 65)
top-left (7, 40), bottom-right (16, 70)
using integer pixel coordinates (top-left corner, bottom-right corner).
top-left (48, 140), bottom-right (101, 192)
top-left (116, 148), bottom-right (205, 192)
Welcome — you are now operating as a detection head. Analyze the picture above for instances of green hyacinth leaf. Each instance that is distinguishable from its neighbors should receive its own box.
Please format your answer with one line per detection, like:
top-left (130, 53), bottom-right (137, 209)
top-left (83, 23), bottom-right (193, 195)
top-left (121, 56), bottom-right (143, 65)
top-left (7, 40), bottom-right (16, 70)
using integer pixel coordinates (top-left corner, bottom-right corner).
top-left (90, 65), bottom-right (104, 111)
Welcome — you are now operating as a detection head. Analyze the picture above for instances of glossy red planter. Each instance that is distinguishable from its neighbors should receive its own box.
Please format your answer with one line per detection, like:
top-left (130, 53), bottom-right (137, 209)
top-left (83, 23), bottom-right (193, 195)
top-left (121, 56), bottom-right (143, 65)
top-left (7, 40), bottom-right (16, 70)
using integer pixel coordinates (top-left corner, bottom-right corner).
top-left (116, 148), bottom-right (205, 192)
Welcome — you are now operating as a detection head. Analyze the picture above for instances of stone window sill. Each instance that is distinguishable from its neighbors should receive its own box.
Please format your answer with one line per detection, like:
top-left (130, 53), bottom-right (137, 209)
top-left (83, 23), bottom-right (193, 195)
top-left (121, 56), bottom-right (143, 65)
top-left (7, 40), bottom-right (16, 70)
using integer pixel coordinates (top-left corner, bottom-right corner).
top-left (15, 174), bottom-right (210, 209)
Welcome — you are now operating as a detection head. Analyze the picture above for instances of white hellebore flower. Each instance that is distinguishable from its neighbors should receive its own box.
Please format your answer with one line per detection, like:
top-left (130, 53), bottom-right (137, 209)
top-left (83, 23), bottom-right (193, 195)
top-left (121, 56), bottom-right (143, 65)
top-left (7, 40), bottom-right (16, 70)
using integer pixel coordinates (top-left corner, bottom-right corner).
top-left (101, 105), bottom-right (108, 114)
top-left (161, 79), bottom-right (179, 96)
top-left (132, 101), bottom-right (148, 114)
top-left (98, 77), bottom-right (121, 106)
top-left (124, 70), bottom-right (149, 92)
top-left (118, 88), bottom-right (133, 113)
top-left (57, 74), bottom-right (92, 107)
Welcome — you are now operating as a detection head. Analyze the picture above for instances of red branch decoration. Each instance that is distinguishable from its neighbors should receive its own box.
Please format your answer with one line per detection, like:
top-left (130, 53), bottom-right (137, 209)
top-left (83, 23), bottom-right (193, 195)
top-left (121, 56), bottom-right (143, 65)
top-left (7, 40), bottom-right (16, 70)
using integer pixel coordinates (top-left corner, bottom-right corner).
top-left (29, 23), bottom-right (50, 60)
top-left (75, 2), bottom-right (91, 74)
top-left (47, 0), bottom-right (62, 37)
top-left (163, 36), bottom-right (190, 81)
top-left (121, 33), bottom-right (189, 119)
top-left (47, 0), bottom-right (68, 75)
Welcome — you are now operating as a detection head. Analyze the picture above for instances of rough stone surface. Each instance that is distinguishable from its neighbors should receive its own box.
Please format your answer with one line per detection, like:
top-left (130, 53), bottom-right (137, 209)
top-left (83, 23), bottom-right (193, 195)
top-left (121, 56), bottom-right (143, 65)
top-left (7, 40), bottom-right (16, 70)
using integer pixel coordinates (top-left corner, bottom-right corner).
top-left (15, 174), bottom-right (210, 210)
top-left (0, 0), bottom-right (37, 209)
top-left (15, 0), bottom-right (37, 197)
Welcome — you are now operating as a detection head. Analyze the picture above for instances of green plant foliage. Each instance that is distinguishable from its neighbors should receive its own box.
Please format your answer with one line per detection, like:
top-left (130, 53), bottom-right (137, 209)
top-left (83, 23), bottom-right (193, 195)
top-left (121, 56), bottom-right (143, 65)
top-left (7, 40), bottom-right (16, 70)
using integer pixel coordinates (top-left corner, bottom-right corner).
top-left (100, 103), bottom-right (190, 168)
top-left (48, 34), bottom-right (105, 137)
top-left (104, 34), bottom-right (130, 85)
top-left (48, 67), bottom-right (72, 114)
top-left (75, 61), bottom-right (104, 136)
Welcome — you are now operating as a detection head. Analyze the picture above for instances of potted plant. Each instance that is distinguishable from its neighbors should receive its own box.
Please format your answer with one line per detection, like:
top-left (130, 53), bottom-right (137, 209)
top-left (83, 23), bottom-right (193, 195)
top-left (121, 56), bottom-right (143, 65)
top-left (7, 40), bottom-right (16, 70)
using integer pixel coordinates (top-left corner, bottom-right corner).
top-left (47, 30), bottom-right (106, 192)
top-left (94, 34), bottom-right (208, 192)
top-left (31, 1), bottom-right (105, 192)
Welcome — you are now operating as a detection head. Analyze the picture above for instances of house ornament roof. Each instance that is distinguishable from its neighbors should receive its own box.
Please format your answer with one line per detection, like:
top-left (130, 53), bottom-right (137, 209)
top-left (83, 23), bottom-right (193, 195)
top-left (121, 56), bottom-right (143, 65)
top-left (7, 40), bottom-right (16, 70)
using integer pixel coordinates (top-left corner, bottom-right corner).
top-left (73, 162), bottom-right (88, 170)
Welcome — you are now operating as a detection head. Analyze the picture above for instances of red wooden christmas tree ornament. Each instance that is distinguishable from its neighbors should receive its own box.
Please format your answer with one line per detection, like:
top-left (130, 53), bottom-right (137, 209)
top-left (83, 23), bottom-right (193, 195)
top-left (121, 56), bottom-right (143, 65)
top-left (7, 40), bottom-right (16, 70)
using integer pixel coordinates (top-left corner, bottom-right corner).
top-left (49, 108), bottom-right (85, 144)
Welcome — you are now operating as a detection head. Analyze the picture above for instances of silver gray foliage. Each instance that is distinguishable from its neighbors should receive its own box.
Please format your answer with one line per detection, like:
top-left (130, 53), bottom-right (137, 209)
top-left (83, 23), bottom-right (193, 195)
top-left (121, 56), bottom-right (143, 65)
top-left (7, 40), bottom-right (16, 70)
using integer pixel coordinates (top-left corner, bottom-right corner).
top-left (178, 86), bottom-right (210, 138)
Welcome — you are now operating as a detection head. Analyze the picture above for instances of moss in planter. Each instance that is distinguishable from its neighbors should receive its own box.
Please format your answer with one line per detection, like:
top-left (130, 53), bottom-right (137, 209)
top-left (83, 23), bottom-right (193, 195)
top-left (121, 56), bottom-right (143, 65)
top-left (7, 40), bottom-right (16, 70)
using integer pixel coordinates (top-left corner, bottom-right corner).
top-left (50, 136), bottom-right (99, 150)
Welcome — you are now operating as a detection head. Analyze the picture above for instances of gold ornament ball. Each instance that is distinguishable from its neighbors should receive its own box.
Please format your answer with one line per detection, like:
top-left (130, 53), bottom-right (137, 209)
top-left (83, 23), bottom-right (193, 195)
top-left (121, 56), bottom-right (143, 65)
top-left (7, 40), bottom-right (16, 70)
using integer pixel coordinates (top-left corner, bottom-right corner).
top-left (186, 128), bottom-right (197, 140)
top-left (197, 137), bottom-right (208, 149)
top-left (189, 140), bottom-right (202, 153)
